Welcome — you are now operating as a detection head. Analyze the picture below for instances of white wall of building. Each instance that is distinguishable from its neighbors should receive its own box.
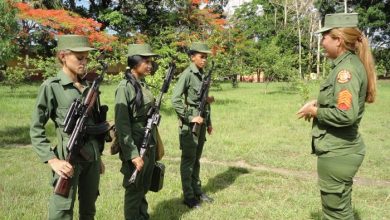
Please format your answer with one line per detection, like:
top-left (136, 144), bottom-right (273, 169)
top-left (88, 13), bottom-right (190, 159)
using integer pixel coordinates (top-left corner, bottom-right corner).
top-left (223, 0), bottom-right (253, 18)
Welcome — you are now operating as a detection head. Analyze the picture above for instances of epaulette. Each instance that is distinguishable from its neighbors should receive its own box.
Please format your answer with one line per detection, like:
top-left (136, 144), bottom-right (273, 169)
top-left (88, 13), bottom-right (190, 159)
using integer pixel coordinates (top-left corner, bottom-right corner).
top-left (42, 76), bottom-right (61, 85)
top-left (43, 76), bottom-right (61, 85)
top-left (178, 67), bottom-right (192, 77)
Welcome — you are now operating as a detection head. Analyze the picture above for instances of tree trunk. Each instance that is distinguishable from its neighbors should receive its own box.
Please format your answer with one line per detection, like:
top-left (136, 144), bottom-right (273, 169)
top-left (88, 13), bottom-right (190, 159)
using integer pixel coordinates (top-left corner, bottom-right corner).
top-left (322, 56), bottom-right (327, 77)
top-left (274, 7), bottom-right (277, 27)
top-left (316, 19), bottom-right (321, 77)
top-left (308, 13), bottom-right (313, 74)
top-left (295, 0), bottom-right (302, 79)
top-left (25, 54), bottom-right (29, 68)
top-left (344, 0), bottom-right (347, 13)
top-left (284, 0), bottom-right (287, 26)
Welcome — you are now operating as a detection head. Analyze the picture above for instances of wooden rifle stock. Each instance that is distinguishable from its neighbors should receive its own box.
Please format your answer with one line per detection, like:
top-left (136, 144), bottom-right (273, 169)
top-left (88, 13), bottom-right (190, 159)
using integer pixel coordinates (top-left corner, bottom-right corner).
top-left (54, 176), bottom-right (72, 197)
top-left (53, 62), bottom-right (107, 197)
top-left (53, 154), bottom-right (72, 197)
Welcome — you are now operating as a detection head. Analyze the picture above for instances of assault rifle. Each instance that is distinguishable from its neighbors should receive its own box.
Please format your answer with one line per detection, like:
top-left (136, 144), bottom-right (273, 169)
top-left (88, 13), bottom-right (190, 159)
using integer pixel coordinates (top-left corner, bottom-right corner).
top-left (54, 62), bottom-right (108, 197)
top-left (192, 61), bottom-right (214, 136)
top-left (128, 62), bottom-right (176, 184)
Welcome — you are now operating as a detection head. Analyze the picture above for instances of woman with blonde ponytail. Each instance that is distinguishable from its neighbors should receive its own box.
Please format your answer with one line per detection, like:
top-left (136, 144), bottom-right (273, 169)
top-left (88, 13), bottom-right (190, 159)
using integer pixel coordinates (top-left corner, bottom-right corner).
top-left (297, 13), bottom-right (376, 219)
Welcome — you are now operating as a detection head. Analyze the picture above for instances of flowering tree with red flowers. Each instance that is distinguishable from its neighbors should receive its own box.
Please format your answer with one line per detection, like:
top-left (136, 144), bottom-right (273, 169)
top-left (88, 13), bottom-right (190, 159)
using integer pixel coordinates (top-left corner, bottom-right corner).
top-left (15, 2), bottom-right (116, 56)
top-left (3, 2), bottom-right (119, 88)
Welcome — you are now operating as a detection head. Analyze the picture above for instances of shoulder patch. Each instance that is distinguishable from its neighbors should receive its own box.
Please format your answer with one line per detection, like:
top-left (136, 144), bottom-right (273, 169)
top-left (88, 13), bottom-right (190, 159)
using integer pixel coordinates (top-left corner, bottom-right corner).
top-left (337, 70), bottom-right (352, 84)
top-left (337, 89), bottom-right (352, 111)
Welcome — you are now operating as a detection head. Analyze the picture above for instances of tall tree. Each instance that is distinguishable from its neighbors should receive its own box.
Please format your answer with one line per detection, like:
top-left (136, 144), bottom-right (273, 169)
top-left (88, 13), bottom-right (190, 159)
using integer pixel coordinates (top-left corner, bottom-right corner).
top-left (0, 0), bottom-right (19, 70)
top-left (315, 0), bottom-right (390, 74)
top-left (15, 2), bottom-right (116, 58)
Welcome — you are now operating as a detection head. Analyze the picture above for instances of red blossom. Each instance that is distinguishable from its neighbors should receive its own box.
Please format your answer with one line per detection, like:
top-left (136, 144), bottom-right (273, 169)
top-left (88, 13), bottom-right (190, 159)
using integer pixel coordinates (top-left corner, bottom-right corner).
top-left (14, 2), bottom-right (116, 50)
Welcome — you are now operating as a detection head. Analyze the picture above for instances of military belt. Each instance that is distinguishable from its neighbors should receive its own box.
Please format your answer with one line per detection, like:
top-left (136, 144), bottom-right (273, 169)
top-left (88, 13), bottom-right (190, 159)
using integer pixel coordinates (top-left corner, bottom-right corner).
top-left (85, 121), bottom-right (112, 135)
top-left (131, 116), bottom-right (147, 123)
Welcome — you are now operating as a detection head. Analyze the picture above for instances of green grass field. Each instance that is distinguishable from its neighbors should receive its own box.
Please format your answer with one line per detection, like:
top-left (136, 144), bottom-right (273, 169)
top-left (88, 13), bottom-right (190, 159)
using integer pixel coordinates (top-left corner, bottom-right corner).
top-left (0, 81), bottom-right (389, 219)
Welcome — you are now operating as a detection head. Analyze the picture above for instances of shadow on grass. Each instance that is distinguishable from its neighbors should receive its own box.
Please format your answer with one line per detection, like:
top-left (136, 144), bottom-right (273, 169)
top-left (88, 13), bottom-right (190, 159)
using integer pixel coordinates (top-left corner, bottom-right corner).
top-left (0, 126), bottom-right (31, 146)
top-left (265, 90), bottom-right (298, 95)
top-left (149, 166), bottom-right (249, 220)
top-left (149, 197), bottom-right (190, 220)
top-left (203, 166), bottom-right (249, 194)
top-left (213, 98), bottom-right (243, 106)
top-left (2, 90), bottom-right (38, 99)
top-left (310, 208), bottom-right (362, 220)
top-left (0, 123), bottom-right (56, 147)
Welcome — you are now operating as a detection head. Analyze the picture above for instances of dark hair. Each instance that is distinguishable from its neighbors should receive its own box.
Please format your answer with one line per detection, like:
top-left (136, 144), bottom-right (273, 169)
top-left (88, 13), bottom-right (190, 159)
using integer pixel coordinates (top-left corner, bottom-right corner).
top-left (124, 55), bottom-right (145, 110)
top-left (187, 50), bottom-right (198, 57)
top-left (128, 55), bottom-right (145, 69)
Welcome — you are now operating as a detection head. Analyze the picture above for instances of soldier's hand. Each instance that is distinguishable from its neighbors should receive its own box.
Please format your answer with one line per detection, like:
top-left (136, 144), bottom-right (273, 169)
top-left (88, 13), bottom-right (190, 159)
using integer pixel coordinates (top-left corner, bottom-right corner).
top-left (207, 126), bottom-right (213, 135)
top-left (48, 158), bottom-right (74, 179)
top-left (207, 96), bottom-right (215, 104)
top-left (132, 157), bottom-right (144, 171)
top-left (297, 99), bottom-right (317, 121)
top-left (191, 116), bottom-right (204, 124)
top-left (100, 160), bottom-right (105, 175)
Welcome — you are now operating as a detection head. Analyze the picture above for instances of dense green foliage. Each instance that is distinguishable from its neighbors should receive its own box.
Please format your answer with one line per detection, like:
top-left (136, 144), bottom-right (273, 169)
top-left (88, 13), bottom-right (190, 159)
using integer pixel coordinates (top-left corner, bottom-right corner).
top-left (1, 82), bottom-right (389, 219)
top-left (0, 0), bottom-right (19, 71)
top-left (2, 0), bottom-right (390, 90)
top-left (316, 0), bottom-right (390, 75)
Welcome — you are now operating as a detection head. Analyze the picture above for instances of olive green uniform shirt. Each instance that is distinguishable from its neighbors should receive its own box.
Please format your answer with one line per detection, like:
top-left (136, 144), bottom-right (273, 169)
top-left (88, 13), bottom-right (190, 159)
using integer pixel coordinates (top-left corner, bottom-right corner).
top-left (312, 51), bottom-right (367, 157)
top-left (114, 78), bottom-right (157, 162)
top-left (171, 63), bottom-right (211, 126)
top-left (30, 71), bottom-right (101, 163)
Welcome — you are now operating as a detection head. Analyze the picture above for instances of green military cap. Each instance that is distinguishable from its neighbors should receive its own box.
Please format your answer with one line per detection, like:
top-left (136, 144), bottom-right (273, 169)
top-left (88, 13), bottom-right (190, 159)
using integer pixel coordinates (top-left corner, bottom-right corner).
top-left (189, 42), bottom-right (212, 54)
top-left (315, 13), bottom-right (358, 34)
top-left (127, 44), bottom-right (157, 57)
top-left (57, 35), bottom-right (95, 52)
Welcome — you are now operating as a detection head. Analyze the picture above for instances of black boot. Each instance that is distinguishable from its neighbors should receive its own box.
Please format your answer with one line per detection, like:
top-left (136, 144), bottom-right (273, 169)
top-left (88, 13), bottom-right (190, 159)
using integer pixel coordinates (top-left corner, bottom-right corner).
top-left (183, 197), bottom-right (201, 209)
top-left (196, 193), bottom-right (214, 203)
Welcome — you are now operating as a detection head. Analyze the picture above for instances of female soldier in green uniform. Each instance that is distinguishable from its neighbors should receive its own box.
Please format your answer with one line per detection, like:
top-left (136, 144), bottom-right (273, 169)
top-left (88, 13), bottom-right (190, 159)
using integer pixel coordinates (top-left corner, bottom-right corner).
top-left (114, 44), bottom-right (158, 219)
top-left (297, 13), bottom-right (376, 219)
top-left (30, 35), bottom-right (106, 219)
top-left (171, 42), bottom-right (215, 208)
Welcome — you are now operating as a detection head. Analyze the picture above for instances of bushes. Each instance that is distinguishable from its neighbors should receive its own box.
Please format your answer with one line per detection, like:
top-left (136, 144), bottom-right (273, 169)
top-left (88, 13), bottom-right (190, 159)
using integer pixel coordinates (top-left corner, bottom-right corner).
top-left (2, 65), bottom-right (30, 90)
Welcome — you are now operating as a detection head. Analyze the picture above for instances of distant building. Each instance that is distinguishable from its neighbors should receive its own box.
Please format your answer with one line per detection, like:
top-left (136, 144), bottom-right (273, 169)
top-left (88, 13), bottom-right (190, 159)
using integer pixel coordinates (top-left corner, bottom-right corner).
top-left (223, 0), bottom-right (253, 18)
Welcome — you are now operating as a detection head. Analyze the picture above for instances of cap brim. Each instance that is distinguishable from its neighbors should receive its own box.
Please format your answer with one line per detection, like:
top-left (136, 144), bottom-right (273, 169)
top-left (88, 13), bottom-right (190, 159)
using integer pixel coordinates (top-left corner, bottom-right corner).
top-left (140, 53), bottom-right (158, 56)
top-left (314, 27), bottom-right (333, 34)
top-left (69, 47), bottom-right (96, 52)
top-left (128, 53), bottom-right (158, 57)
top-left (193, 50), bottom-right (212, 54)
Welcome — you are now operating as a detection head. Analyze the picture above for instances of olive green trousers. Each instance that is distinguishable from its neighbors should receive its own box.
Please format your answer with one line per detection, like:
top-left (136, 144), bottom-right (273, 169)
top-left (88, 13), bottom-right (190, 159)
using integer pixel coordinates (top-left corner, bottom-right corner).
top-left (317, 154), bottom-right (364, 220)
top-left (121, 147), bottom-right (156, 220)
top-left (49, 159), bottom-right (100, 220)
top-left (179, 124), bottom-right (207, 200)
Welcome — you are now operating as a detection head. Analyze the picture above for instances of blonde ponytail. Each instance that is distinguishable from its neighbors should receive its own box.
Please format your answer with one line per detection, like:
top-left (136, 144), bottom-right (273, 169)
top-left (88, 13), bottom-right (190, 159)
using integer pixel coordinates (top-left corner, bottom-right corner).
top-left (355, 36), bottom-right (376, 103)
top-left (330, 28), bottom-right (377, 103)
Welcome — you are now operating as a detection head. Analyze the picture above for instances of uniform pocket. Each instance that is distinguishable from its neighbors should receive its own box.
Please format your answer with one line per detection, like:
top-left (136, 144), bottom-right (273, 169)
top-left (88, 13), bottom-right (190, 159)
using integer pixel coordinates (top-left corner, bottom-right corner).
top-left (50, 175), bottom-right (74, 211)
top-left (50, 192), bottom-right (73, 211)
top-left (180, 124), bottom-right (199, 150)
top-left (55, 107), bottom-right (69, 128)
top-left (190, 81), bottom-right (201, 94)
top-left (312, 127), bottom-right (326, 138)
top-left (318, 82), bottom-right (333, 106)
top-left (319, 179), bottom-right (347, 211)
top-left (121, 161), bottom-right (143, 189)
top-left (312, 124), bottom-right (329, 155)
top-left (179, 123), bottom-right (190, 135)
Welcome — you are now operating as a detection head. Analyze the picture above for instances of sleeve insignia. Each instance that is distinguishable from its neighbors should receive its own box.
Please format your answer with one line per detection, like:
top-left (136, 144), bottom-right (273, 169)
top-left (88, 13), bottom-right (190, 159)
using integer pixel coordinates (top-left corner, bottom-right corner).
top-left (337, 89), bottom-right (352, 111)
top-left (337, 70), bottom-right (352, 84)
